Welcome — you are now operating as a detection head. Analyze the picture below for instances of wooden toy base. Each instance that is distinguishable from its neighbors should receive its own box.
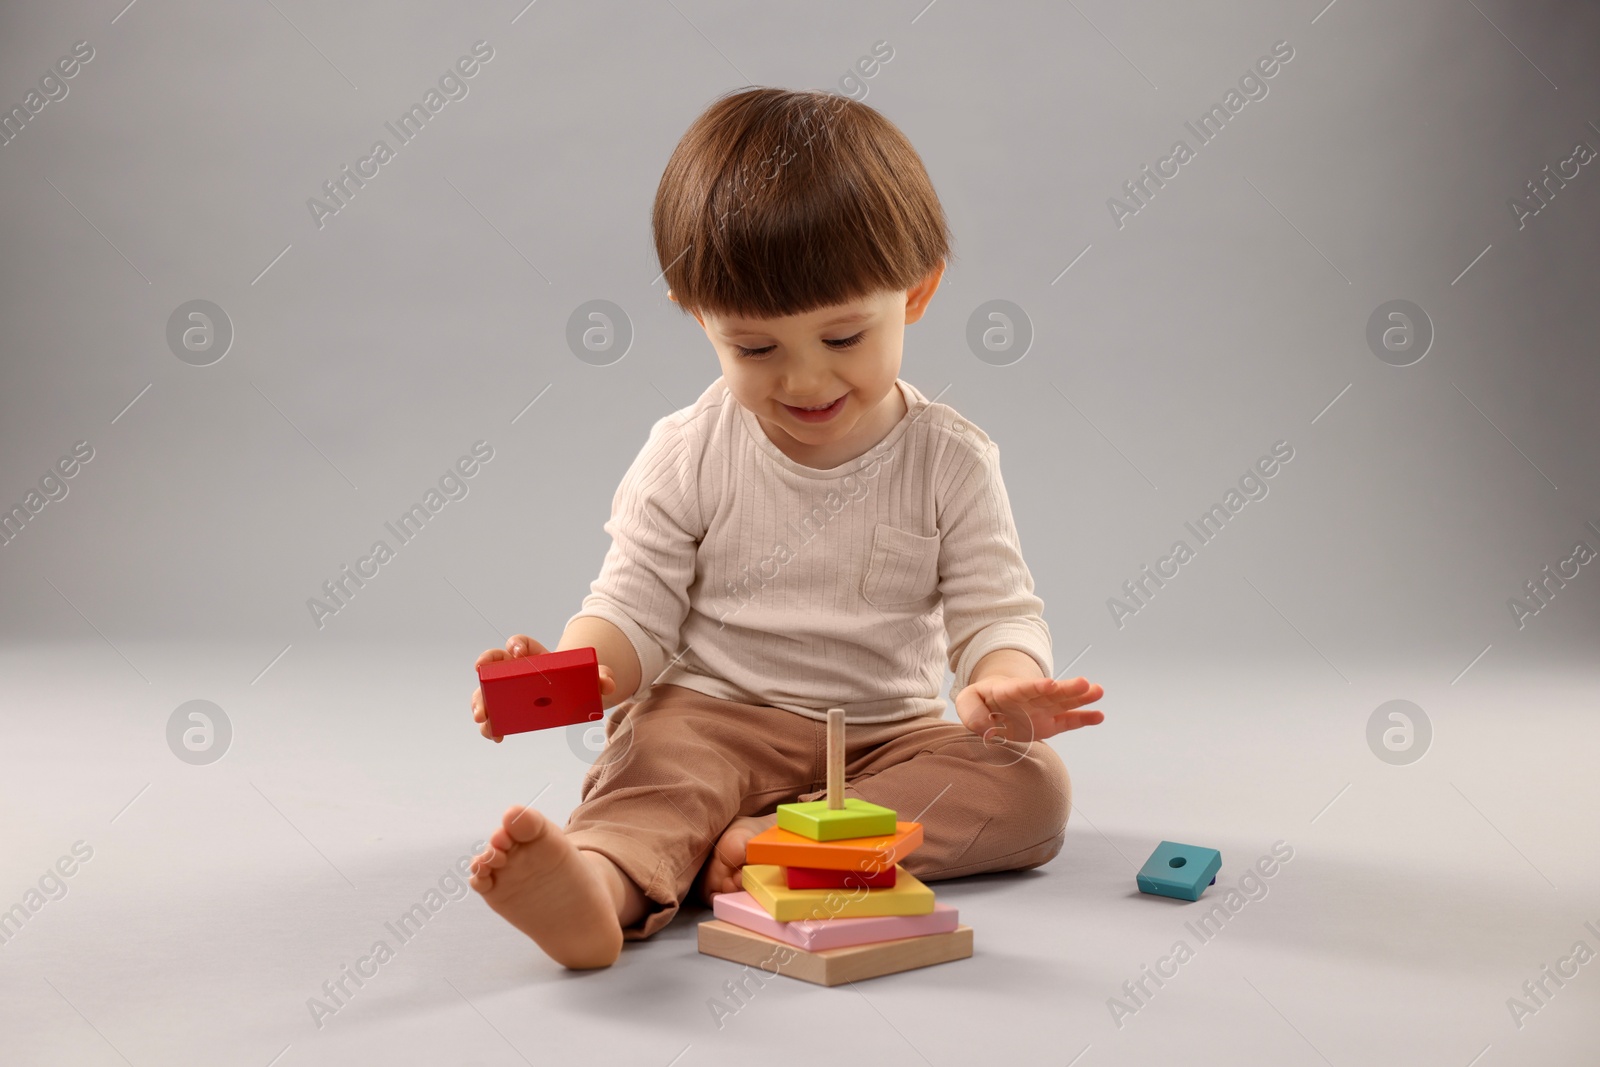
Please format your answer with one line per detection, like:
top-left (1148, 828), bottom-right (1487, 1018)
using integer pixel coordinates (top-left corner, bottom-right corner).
top-left (697, 919), bottom-right (973, 987)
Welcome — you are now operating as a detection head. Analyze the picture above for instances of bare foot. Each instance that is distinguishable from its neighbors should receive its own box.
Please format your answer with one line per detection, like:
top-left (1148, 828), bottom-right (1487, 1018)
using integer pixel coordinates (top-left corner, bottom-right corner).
top-left (697, 813), bottom-right (778, 904)
top-left (469, 805), bottom-right (624, 969)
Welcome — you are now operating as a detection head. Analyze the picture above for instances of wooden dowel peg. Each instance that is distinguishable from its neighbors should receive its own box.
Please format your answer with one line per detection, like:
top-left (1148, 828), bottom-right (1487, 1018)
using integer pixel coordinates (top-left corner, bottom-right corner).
top-left (826, 708), bottom-right (845, 809)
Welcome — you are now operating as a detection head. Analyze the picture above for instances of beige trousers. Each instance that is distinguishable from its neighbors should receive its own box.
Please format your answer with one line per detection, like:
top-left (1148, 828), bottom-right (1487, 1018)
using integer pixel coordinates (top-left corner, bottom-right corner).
top-left (563, 683), bottom-right (1073, 939)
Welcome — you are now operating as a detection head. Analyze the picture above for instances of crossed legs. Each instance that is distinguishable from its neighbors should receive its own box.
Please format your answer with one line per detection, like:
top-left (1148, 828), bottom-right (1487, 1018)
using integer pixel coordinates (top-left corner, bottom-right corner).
top-left (468, 684), bottom-right (1073, 968)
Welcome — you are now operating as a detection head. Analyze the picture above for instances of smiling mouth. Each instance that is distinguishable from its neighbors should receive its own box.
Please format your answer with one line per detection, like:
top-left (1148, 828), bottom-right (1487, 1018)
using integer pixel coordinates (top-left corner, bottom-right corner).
top-left (781, 394), bottom-right (847, 422)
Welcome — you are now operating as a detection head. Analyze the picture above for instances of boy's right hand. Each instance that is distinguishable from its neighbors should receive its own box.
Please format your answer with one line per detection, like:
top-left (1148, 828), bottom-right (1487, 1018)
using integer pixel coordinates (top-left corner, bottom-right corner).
top-left (470, 634), bottom-right (619, 743)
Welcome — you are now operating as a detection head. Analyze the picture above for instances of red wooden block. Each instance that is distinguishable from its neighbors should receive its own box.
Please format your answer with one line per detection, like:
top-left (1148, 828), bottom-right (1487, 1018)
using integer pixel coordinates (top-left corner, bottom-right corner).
top-left (476, 647), bottom-right (602, 735)
top-left (785, 865), bottom-right (897, 890)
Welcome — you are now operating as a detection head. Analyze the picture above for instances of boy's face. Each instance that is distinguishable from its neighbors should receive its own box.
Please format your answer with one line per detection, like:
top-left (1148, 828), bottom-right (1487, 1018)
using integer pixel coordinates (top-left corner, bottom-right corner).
top-left (675, 265), bottom-right (943, 459)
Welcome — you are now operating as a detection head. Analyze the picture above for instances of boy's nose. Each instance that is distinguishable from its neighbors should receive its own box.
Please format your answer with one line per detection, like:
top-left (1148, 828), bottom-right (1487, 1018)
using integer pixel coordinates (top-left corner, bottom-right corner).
top-left (780, 363), bottom-right (834, 401)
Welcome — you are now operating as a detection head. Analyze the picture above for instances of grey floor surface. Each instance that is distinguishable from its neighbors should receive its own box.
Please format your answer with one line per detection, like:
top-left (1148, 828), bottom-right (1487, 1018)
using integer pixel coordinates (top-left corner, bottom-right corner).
top-left (3, 640), bottom-right (1597, 1066)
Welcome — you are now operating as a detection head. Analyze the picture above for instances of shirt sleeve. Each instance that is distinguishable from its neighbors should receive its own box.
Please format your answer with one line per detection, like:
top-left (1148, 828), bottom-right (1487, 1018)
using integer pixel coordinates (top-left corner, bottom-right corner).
top-left (566, 413), bottom-right (703, 701)
top-left (937, 434), bottom-right (1053, 699)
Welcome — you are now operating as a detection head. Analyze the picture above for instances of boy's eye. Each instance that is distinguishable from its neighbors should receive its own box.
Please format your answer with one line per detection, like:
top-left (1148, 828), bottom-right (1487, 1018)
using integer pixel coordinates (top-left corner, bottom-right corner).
top-left (733, 331), bottom-right (866, 359)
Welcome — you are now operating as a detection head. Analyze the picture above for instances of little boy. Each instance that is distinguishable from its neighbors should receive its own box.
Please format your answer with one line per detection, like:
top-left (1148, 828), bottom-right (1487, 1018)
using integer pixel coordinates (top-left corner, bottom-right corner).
top-left (467, 87), bottom-right (1105, 969)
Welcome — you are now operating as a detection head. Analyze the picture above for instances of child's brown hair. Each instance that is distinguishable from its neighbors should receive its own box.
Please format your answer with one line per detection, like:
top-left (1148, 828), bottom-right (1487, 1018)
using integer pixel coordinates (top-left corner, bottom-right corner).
top-left (653, 87), bottom-right (953, 320)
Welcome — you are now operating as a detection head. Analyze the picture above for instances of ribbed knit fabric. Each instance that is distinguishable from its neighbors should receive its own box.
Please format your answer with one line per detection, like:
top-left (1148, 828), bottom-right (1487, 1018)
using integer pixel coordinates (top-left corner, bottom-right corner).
top-left (566, 376), bottom-right (1052, 723)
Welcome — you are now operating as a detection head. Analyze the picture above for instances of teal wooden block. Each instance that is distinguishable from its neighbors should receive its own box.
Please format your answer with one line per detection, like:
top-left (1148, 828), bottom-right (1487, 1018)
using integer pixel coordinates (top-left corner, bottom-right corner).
top-left (775, 798), bottom-right (898, 841)
top-left (1136, 841), bottom-right (1222, 901)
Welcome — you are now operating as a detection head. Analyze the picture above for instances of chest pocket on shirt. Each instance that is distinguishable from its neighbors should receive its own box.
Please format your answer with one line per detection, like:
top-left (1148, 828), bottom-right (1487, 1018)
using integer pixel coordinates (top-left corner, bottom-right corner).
top-left (861, 523), bottom-right (941, 608)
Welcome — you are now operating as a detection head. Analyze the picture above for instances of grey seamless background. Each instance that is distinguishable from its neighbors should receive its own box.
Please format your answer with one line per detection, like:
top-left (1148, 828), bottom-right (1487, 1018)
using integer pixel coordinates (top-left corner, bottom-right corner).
top-left (3, 1), bottom-right (1599, 1065)
top-left (1, 2), bottom-right (1598, 659)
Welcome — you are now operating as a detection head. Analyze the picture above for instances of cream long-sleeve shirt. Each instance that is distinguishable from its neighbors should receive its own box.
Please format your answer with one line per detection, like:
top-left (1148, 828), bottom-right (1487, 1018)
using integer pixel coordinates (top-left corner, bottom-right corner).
top-left (565, 376), bottom-right (1053, 723)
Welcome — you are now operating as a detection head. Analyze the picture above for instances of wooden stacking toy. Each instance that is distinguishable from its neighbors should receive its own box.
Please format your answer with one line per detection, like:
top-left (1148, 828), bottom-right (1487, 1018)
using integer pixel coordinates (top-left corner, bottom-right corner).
top-left (475, 646), bottom-right (603, 735)
top-left (698, 708), bottom-right (973, 985)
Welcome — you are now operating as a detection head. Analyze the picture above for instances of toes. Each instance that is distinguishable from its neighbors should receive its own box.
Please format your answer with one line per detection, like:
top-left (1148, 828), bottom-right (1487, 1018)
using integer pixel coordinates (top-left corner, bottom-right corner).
top-left (468, 844), bottom-right (512, 889)
top-left (485, 804), bottom-right (551, 857)
top-left (502, 805), bottom-right (550, 845)
top-left (704, 858), bottom-right (745, 897)
top-left (700, 873), bottom-right (731, 903)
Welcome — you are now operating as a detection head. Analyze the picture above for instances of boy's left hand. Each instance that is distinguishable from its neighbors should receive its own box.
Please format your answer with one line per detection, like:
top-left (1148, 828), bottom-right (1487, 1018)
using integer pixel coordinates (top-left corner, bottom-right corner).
top-left (955, 675), bottom-right (1105, 744)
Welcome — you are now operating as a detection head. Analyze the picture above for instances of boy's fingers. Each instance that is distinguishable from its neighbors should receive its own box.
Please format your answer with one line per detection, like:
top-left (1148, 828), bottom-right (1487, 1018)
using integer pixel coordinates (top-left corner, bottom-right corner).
top-left (1052, 709), bottom-right (1105, 730)
top-left (474, 647), bottom-right (508, 668)
top-left (505, 634), bottom-right (549, 658)
top-left (1053, 676), bottom-right (1100, 694)
top-left (1048, 681), bottom-right (1103, 710)
top-left (1052, 676), bottom-right (1095, 698)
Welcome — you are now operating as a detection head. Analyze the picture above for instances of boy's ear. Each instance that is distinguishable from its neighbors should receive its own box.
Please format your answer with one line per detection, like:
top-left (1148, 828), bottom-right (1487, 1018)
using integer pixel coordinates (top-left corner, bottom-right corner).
top-left (903, 262), bottom-right (945, 326)
top-left (668, 289), bottom-right (708, 328)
